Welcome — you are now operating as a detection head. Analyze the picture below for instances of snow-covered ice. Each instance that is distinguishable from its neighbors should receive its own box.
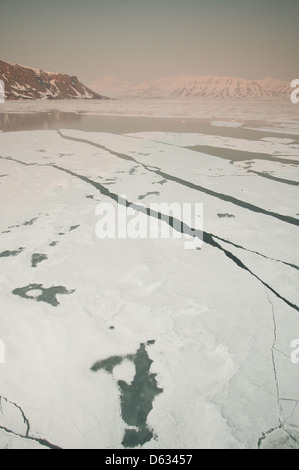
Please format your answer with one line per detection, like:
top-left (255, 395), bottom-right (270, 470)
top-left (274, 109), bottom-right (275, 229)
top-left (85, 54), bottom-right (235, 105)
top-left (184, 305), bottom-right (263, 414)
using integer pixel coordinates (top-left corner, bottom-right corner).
top-left (0, 101), bottom-right (298, 449)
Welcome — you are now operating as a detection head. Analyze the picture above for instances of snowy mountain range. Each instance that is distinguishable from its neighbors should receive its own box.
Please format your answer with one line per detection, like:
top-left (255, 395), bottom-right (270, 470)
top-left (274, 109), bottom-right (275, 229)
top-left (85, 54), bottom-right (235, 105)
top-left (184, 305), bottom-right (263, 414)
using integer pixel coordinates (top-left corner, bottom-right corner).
top-left (0, 59), bottom-right (291, 101)
top-left (0, 60), bottom-right (107, 100)
top-left (89, 75), bottom-right (291, 99)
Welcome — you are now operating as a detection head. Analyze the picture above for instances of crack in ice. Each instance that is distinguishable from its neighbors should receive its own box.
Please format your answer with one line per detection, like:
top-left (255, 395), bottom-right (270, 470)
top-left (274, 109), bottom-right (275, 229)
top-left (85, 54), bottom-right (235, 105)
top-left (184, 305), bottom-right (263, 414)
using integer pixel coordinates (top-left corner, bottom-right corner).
top-left (264, 290), bottom-right (282, 420)
top-left (0, 396), bottom-right (61, 449)
top-left (257, 292), bottom-right (299, 449)
top-left (1, 153), bottom-right (298, 313)
top-left (57, 131), bottom-right (299, 228)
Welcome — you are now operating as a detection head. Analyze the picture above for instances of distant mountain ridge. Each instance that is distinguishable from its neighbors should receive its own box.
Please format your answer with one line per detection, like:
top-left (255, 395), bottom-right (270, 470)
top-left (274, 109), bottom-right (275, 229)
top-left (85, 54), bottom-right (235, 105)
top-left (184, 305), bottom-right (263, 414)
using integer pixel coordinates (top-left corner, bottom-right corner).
top-left (89, 75), bottom-right (291, 99)
top-left (0, 60), bottom-right (107, 100)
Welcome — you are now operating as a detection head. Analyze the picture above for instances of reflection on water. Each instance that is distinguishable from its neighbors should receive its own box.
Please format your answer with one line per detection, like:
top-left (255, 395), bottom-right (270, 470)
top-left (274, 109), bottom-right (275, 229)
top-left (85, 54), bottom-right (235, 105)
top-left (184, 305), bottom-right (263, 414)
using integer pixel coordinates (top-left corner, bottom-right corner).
top-left (0, 111), bottom-right (82, 132)
top-left (1, 111), bottom-right (299, 141)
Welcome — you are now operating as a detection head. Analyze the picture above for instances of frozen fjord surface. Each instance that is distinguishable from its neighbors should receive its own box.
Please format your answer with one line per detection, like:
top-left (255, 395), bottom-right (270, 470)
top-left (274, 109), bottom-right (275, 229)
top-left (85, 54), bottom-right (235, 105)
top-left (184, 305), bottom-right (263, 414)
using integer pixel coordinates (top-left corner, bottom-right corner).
top-left (0, 129), bottom-right (298, 449)
top-left (59, 129), bottom-right (299, 220)
top-left (1, 98), bottom-right (299, 125)
top-left (125, 132), bottom-right (299, 159)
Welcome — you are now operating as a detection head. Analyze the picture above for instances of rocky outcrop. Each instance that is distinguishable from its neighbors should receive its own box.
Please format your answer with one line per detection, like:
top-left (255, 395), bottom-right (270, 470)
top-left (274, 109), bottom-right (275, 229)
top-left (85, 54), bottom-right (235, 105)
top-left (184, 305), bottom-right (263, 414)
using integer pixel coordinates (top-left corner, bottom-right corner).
top-left (0, 60), bottom-right (108, 100)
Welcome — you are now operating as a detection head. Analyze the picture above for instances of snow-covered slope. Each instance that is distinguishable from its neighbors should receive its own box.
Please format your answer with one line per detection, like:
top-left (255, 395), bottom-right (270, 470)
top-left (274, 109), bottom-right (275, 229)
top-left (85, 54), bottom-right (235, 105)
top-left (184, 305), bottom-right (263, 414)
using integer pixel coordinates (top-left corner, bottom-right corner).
top-left (170, 76), bottom-right (290, 98)
top-left (0, 60), bottom-right (108, 100)
top-left (89, 75), bottom-right (291, 99)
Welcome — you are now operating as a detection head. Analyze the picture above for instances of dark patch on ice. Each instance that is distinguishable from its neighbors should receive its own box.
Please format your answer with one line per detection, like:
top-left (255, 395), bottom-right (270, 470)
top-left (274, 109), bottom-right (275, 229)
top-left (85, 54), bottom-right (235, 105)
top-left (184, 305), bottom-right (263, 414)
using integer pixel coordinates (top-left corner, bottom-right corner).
top-left (12, 284), bottom-right (75, 307)
top-left (91, 355), bottom-right (131, 374)
top-left (138, 191), bottom-right (160, 201)
top-left (69, 225), bottom-right (80, 232)
top-left (0, 247), bottom-right (24, 258)
top-left (217, 213), bottom-right (236, 219)
top-left (187, 145), bottom-right (299, 166)
top-left (1, 230), bottom-right (11, 234)
top-left (86, 195), bottom-right (95, 199)
top-left (157, 179), bottom-right (167, 185)
top-left (109, 326), bottom-right (115, 330)
top-left (122, 427), bottom-right (154, 448)
top-left (37, 149), bottom-right (46, 152)
top-left (248, 170), bottom-right (299, 187)
top-left (129, 166), bottom-right (139, 175)
top-left (242, 161), bottom-right (253, 170)
top-left (31, 253), bottom-right (48, 268)
top-left (58, 232), bottom-right (65, 236)
top-left (23, 217), bottom-right (38, 226)
top-left (49, 241), bottom-right (59, 247)
top-left (91, 341), bottom-right (162, 448)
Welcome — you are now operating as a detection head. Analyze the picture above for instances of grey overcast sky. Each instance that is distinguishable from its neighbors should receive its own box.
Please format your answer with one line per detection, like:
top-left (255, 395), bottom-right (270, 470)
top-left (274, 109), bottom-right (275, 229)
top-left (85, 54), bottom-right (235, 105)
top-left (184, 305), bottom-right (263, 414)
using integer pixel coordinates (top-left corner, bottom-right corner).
top-left (0, 0), bottom-right (298, 83)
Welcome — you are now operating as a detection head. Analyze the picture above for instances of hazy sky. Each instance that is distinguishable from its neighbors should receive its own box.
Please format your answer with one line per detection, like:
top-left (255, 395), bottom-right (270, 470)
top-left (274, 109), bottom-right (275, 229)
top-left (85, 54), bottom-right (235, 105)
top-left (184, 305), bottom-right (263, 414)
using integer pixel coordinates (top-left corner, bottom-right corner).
top-left (0, 0), bottom-right (298, 83)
